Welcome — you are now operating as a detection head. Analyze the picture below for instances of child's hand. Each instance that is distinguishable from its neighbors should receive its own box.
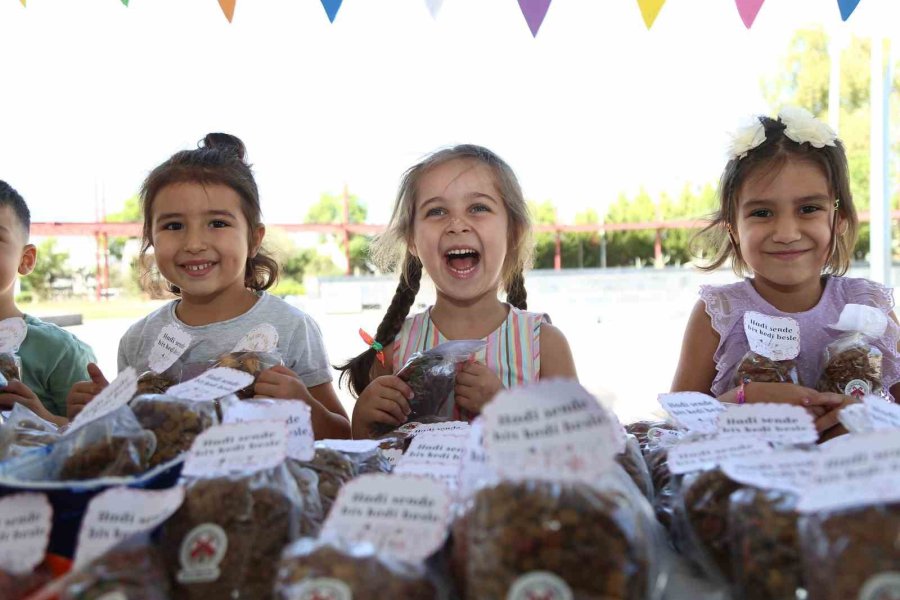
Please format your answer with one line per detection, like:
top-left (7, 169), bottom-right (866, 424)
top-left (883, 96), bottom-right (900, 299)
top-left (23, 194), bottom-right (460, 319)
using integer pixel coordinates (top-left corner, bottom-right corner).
top-left (736, 382), bottom-right (844, 420)
top-left (455, 361), bottom-right (502, 415)
top-left (814, 394), bottom-right (859, 437)
top-left (351, 375), bottom-right (413, 439)
top-left (66, 363), bottom-right (108, 420)
top-left (0, 380), bottom-right (65, 426)
top-left (253, 365), bottom-right (309, 400)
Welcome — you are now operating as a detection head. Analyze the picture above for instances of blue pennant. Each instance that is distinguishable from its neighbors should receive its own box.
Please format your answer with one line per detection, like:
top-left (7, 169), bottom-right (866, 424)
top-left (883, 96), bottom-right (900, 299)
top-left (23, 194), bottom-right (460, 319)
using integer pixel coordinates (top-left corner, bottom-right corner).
top-left (320, 0), bottom-right (343, 23)
top-left (837, 0), bottom-right (862, 21)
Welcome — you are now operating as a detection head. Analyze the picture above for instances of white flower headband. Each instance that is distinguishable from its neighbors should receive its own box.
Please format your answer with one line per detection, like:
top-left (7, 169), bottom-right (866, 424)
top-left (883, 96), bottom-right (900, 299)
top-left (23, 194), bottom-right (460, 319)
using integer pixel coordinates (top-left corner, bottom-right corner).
top-left (726, 106), bottom-right (838, 160)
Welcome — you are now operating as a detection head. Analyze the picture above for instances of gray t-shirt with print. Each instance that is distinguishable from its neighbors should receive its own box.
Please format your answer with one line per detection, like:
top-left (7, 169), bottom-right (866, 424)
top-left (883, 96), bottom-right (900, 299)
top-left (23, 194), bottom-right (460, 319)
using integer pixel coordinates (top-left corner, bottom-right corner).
top-left (117, 293), bottom-right (333, 388)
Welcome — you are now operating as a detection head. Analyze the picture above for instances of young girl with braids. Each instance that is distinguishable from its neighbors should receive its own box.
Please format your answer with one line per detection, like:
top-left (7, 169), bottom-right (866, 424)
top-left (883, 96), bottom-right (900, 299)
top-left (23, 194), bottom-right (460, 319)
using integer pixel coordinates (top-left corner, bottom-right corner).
top-left (672, 107), bottom-right (900, 440)
top-left (340, 145), bottom-right (577, 438)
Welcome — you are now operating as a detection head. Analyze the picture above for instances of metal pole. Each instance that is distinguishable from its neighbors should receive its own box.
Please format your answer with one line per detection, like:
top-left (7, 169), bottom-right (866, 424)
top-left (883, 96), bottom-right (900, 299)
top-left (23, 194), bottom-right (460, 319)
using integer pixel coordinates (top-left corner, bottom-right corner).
top-left (869, 37), bottom-right (890, 284)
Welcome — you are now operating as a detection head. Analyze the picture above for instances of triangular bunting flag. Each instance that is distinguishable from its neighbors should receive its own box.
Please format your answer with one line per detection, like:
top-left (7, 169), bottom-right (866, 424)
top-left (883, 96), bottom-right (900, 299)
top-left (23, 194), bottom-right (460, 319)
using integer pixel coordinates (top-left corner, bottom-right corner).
top-left (637, 0), bottom-right (666, 29)
top-left (218, 0), bottom-right (236, 22)
top-left (735, 0), bottom-right (765, 29)
top-left (424, 0), bottom-right (443, 19)
top-left (19, 0), bottom-right (26, 6)
top-left (121, 0), bottom-right (129, 6)
top-left (518, 0), bottom-right (552, 37)
top-left (320, 0), bottom-right (343, 23)
top-left (837, 0), bottom-right (862, 21)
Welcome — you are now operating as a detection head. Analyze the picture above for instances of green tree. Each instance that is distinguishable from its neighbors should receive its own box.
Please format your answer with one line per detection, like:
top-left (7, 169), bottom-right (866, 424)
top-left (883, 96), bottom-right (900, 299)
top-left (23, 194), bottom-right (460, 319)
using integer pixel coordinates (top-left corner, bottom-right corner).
top-left (21, 239), bottom-right (72, 300)
top-left (529, 200), bottom-right (558, 269)
top-left (604, 189), bottom-right (657, 267)
top-left (106, 195), bottom-right (142, 260)
top-left (305, 192), bottom-right (372, 274)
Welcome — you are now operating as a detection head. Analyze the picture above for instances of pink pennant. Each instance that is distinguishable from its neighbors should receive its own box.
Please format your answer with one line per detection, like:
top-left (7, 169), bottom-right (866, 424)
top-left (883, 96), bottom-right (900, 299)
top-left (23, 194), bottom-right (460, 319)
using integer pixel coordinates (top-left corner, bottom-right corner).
top-left (735, 0), bottom-right (765, 29)
top-left (518, 0), bottom-right (552, 37)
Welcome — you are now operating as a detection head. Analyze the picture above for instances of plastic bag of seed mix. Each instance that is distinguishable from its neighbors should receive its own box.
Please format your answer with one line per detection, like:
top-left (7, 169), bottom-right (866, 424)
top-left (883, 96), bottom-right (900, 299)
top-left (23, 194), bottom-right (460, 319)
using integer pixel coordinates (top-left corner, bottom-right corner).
top-left (211, 351), bottom-right (284, 399)
top-left (394, 340), bottom-right (486, 424)
top-left (0, 403), bottom-right (60, 461)
top-left (617, 434), bottom-right (654, 501)
top-left (816, 304), bottom-right (889, 399)
top-left (295, 445), bottom-right (356, 518)
top-left (727, 487), bottom-right (803, 600)
top-left (732, 352), bottom-right (799, 386)
top-left (733, 312), bottom-right (801, 387)
top-left (275, 538), bottom-right (438, 600)
top-left (453, 466), bottom-right (664, 600)
top-left (129, 394), bottom-right (218, 468)
top-left (161, 463), bottom-right (304, 600)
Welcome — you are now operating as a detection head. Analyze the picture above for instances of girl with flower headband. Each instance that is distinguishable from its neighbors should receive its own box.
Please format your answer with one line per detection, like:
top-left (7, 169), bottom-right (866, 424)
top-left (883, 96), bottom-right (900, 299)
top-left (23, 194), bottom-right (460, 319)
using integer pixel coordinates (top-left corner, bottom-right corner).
top-left (338, 144), bottom-right (577, 438)
top-left (672, 107), bottom-right (900, 440)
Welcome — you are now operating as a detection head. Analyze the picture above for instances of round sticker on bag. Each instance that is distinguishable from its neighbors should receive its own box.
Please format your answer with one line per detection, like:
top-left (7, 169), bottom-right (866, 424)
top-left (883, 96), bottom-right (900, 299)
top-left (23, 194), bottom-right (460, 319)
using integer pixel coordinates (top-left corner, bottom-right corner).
top-left (285, 578), bottom-right (352, 600)
top-left (177, 523), bottom-right (228, 584)
top-left (859, 573), bottom-right (900, 600)
top-left (508, 571), bottom-right (573, 600)
top-left (845, 379), bottom-right (872, 399)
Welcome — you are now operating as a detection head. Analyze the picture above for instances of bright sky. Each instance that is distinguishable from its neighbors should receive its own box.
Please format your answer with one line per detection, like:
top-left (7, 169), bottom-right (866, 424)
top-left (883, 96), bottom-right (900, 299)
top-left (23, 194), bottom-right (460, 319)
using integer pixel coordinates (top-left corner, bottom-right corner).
top-left (0, 0), bottom-right (897, 226)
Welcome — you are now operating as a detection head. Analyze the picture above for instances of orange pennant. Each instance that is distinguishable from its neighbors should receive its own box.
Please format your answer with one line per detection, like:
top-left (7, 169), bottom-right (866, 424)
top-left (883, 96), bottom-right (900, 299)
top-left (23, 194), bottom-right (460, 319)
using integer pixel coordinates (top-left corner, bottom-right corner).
top-left (218, 0), bottom-right (236, 22)
top-left (636, 0), bottom-right (666, 29)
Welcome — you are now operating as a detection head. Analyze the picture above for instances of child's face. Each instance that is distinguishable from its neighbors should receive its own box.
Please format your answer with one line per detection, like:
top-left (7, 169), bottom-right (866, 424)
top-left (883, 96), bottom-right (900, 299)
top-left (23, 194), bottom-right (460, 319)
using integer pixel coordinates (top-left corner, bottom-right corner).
top-left (734, 157), bottom-right (840, 290)
top-left (0, 205), bottom-right (35, 300)
top-left (150, 182), bottom-right (263, 304)
top-left (410, 158), bottom-right (509, 303)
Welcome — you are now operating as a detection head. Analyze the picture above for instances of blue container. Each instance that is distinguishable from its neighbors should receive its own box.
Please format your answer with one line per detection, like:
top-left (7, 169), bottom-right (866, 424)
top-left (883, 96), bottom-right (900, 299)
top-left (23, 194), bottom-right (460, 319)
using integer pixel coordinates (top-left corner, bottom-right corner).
top-left (0, 448), bottom-right (183, 558)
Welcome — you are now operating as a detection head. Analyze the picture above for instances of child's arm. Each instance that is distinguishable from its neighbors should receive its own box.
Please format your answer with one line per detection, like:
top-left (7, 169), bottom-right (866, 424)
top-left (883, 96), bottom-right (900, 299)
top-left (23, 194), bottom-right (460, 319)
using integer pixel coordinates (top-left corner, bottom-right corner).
top-left (673, 301), bottom-right (843, 425)
top-left (539, 323), bottom-right (577, 380)
top-left (349, 341), bottom-right (414, 439)
top-left (254, 365), bottom-right (350, 439)
top-left (65, 363), bottom-right (109, 420)
top-left (0, 381), bottom-right (67, 427)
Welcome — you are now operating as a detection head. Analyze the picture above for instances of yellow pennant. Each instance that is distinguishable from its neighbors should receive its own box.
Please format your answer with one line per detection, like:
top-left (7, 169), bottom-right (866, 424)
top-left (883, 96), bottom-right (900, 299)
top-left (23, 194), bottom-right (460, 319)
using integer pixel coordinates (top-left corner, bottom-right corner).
top-left (218, 0), bottom-right (236, 22)
top-left (636, 0), bottom-right (666, 29)
top-left (20, 0), bottom-right (26, 6)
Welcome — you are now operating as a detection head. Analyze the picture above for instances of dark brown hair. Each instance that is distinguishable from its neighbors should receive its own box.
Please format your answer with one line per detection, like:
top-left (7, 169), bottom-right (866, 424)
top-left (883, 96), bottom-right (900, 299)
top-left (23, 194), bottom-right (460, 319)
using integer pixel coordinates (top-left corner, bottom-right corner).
top-left (693, 115), bottom-right (858, 276)
top-left (337, 144), bottom-right (532, 398)
top-left (138, 133), bottom-right (278, 296)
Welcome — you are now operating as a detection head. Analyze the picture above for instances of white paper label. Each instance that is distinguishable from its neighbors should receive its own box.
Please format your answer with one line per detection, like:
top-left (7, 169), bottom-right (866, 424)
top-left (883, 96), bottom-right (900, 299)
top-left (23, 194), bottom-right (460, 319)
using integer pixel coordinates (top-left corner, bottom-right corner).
top-left (232, 323), bottom-right (279, 353)
top-left (73, 486), bottom-right (185, 569)
top-left (182, 421), bottom-right (287, 477)
top-left (668, 437), bottom-right (772, 475)
top-left (321, 439), bottom-right (381, 453)
top-left (657, 392), bottom-right (725, 433)
top-left (284, 578), bottom-right (352, 600)
top-left (168, 367), bottom-right (255, 401)
top-left (483, 380), bottom-right (621, 479)
top-left (0, 493), bottom-right (51, 574)
top-left (508, 571), bottom-right (574, 600)
top-left (148, 324), bottom-right (192, 374)
top-left (222, 399), bottom-right (314, 461)
top-left (743, 311), bottom-right (800, 361)
top-left (394, 433), bottom-right (467, 492)
top-left (839, 403), bottom-right (875, 433)
top-left (0, 317), bottom-right (27, 353)
top-left (859, 573), bottom-right (900, 600)
top-left (458, 419), bottom-right (494, 501)
top-left (864, 395), bottom-right (900, 431)
top-left (721, 449), bottom-right (814, 494)
top-left (177, 523), bottom-right (229, 584)
top-left (799, 432), bottom-right (900, 513)
top-left (716, 403), bottom-right (818, 444)
top-left (396, 420), bottom-right (471, 436)
top-left (321, 474), bottom-right (451, 563)
top-left (381, 448), bottom-right (404, 467)
top-left (646, 427), bottom-right (685, 450)
top-left (67, 367), bottom-right (138, 433)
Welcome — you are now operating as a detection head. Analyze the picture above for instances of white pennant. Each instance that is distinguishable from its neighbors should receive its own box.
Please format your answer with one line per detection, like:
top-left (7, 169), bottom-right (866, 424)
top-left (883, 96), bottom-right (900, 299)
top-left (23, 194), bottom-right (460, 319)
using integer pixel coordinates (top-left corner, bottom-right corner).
top-left (424, 0), bottom-right (444, 18)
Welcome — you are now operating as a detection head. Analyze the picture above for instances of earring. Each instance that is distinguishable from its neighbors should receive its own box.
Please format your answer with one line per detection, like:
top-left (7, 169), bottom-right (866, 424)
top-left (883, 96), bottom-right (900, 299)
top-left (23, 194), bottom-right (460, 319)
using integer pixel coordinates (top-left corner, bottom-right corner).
top-left (834, 199), bottom-right (841, 208)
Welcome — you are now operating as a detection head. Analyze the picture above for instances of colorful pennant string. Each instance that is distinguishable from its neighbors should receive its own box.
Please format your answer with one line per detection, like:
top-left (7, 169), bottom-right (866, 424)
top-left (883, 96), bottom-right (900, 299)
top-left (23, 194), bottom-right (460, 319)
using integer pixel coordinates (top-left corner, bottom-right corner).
top-left (517, 0), bottom-right (552, 37)
top-left (218, 0), bottom-right (236, 22)
top-left (320, 0), bottom-right (343, 23)
top-left (837, 0), bottom-right (862, 21)
top-left (424, 0), bottom-right (443, 19)
top-left (735, 0), bottom-right (765, 29)
top-left (636, 0), bottom-right (666, 30)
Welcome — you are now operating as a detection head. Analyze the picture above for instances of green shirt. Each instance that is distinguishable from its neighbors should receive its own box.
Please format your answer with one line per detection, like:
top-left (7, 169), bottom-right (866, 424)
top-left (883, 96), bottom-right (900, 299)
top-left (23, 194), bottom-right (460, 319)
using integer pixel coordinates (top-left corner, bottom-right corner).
top-left (18, 315), bottom-right (96, 417)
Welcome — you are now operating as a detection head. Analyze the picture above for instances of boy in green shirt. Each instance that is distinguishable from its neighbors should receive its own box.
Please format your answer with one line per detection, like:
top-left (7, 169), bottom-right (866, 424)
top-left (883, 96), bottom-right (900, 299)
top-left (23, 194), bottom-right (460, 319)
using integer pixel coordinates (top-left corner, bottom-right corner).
top-left (0, 181), bottom-right (95, 425)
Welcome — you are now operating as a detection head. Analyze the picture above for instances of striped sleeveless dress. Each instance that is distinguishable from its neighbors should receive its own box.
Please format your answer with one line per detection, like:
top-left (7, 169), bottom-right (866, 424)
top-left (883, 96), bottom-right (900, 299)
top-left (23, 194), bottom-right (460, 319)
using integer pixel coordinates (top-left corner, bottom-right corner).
top-left (392, 305), bottom-right (549, 421)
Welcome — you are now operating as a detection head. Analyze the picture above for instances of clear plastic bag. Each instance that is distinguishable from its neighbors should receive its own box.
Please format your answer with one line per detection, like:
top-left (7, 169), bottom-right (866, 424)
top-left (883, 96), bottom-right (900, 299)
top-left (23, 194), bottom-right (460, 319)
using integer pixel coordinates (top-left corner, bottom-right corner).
top-left (799, 502), bottom-right (900, 600)
top-left (211, 351), bottom-right (284, 399)
top-left (25, 406), bottom-right (157, 482)
top-left (0, 352), bottom-right (21, 383)
top-left (624, 420), bottom-right (675, 453)
top-left (0, 562), bottom-right (55, 600)
top-left (0, 403), bottom-right (60, 461)
top-left (129, 393), bottom-right (218, 467)
top-left (728, 487), bottom-right (803, 600)
top-left (817, 331), bottom-right (884, 397)
top-left (58, 533), bottom-right (170, 600)
top-left (275, 538), bottom-right (437, 600)
top-left (455, 468), bottom-right (662, 600)
top-left (284, 460), bottom-right (326, 537)
top-left (674, 469), bottom-right (744, 581)
top-left (297, 445), bottom-right (357, 518)
top-left (645, 446), bottom-right (678, 530)
top-left (161, 462), bottom-right (304, 600)
top-left (732, 351), bottom-right (799, 386)
top-left (396, 340), bottom-right (486, 423)
top-left (617, 434), bottom-right (653, 501)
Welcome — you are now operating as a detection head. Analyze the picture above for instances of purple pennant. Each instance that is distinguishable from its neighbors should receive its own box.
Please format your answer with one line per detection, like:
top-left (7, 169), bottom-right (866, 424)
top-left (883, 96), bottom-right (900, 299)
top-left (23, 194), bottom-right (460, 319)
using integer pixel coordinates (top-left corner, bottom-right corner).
top-left (518, 0), bottom-right (552, 37)
top-left (837, 0), bottom-right (862, 21)
top-left (320, 0), bottom-right (343, 23)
